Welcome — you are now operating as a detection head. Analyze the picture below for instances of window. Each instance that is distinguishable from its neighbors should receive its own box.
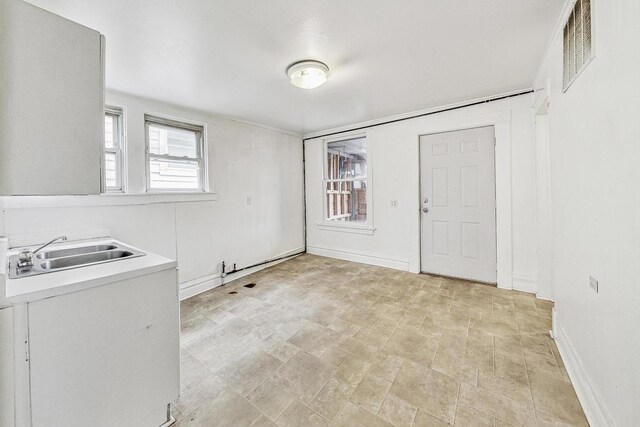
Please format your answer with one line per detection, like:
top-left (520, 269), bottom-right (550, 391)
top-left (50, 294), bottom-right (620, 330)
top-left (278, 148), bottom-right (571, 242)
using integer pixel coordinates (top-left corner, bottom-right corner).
top-left (104, 106), bottom-right (124, 192)
top-left (563, 0), bottom-right (593, 90)
top-left (145, 115), bottom-right (206, 192)
top-left (323, 135), bottom-right (369, 224)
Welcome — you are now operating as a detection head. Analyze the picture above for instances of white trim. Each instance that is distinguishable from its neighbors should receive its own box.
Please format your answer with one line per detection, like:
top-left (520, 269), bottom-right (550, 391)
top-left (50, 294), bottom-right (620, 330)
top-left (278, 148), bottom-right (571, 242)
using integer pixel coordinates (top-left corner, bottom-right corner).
top-left (315, 223), bottom-right (375, 235)
top-left (554, 322), bottom-right (616, 427)
top-left (303, 89), bottom-right (531, 140)
top-left (178, 249), bottom-right (304, 300)
top-left (307, 245), bottom-right (409, 271)
top-left (179, 273), bottom-right (222, 301)
top-left (0, 192), bottom-right (218, 209)
top-left (511, 272), bottom-right (538, 294)
top-left (535, 112), bottom-right (553, 301)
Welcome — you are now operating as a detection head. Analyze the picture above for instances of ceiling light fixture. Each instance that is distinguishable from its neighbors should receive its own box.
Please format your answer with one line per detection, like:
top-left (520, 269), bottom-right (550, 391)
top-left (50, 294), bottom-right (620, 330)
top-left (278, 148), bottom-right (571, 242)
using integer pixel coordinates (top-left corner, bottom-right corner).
top-left (286, 60), bottom-right (329, 89)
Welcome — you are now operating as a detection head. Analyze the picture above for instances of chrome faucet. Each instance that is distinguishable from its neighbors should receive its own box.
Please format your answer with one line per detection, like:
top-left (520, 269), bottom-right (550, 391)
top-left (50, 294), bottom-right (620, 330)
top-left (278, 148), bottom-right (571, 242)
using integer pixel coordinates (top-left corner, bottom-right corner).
top-left (17, 235), bottom-right (67, 268)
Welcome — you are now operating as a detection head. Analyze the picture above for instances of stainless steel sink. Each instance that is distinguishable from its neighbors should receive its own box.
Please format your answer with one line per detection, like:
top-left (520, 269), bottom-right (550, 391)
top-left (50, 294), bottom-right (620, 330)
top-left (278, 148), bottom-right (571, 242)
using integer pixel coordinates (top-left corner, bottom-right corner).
top-left (35, 244), bottom-right (118, 260)
top-left (40, 250), bottom-right (135, 270)
top-left (8, 242), bottom-right (145, 279)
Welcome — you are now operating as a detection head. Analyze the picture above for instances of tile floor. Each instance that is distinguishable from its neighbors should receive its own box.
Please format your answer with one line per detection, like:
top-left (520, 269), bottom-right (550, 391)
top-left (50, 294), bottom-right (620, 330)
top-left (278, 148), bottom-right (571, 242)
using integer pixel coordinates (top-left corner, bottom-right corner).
top-left (174, 254), bottom-right (588, 426)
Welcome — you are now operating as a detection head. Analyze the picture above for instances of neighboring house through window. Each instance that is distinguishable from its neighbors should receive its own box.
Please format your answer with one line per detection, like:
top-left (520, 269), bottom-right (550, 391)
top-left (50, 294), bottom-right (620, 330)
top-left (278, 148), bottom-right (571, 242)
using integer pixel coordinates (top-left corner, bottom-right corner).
top-left (145, 115), bottom-right (207, 192)
top-left (323, 134), bottom-right (369, 224)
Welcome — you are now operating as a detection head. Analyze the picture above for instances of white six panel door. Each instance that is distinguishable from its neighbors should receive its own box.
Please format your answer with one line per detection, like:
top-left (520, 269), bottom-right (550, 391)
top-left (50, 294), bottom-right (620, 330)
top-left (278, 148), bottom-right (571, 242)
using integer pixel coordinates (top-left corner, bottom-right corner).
top-left (420, 126), bottom-right (497, 283)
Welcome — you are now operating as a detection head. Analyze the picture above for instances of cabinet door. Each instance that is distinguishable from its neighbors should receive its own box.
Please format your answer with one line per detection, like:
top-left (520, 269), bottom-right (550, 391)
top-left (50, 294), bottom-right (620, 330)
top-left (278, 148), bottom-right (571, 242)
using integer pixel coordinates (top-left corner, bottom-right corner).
top-left (0, 0), bottom-right (104, 195)
top-left (0, 307), bottom-right (14, 427)
top-left (28, 269), bottom-right (179, 427)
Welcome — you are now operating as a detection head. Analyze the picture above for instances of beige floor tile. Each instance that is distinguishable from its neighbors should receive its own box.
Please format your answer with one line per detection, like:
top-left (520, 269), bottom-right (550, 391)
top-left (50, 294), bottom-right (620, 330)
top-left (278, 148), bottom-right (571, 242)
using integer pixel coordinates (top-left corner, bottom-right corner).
top-left (270, 351), bottom-right (335, 404)
top-left (516, 312), bottom-right (552, 335)
top-left (369, 354), bottom-right (404, 382)
top-left (287, 321), bottom-right (341, 357)
top-left (528, 371), bottom-right (589, 425)
top-left (354, 325), bottom-right (393, 348)
top-left (412, 409), bottom-right (451, 427)
top-left (333, 354), bottom-right (372, 386)
top-left (277, 400), bottom-right (331, 427)
top-left (308, 377), bottom-right (354, 421)
top-left (177, 387), bottom-right (262, 427)
top-left (477, 370), bottom-right (533, 406)
top-left (269, 341), bottom-right (300, 362)
top-left (250, 415), bottom-right (278, 427)
top-left (177, 256), bottom-right (587, 426)
top-left (336, 335), bottom-right (378, 360)
top-left (246, 379), bottom-right (294, 421)
top-left (320, 344), bottom-right (349, 367)
top-left (378, 393), bottom-right (417, 427)
top-left (334, 401), bottom-right (393, 427)
top-left (459, 382), bottom-right (536, 427)
top-left (350, 373), bottom-right (393, 413)
top-left (470, 312), bottom-right (520, 337)
top-left (180, 351), bottom-right (213, 392)
top-left (383, 327), bottom-right (439, 366)
top-left (454, 403), bottom-right (494, 426)
top-left (339, 305), bottom-right (380, 328)
top-left (175, 375), bottom-right (226, 415)
top-left (423, 310), bottom-right (471, 333)
top-left (535, 410), bottom-right (585, 426)
top-left (216, 350), bottom-right (283, 396)
top-left (389, 360), bottom-right (459, 424)
top-left (523, 348), bottom-right (563, 380)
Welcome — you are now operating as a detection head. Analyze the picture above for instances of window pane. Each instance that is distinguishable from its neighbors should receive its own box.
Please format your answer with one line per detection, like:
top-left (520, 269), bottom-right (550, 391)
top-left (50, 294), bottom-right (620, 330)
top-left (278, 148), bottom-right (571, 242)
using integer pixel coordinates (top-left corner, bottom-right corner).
top-left (105, 152), bottom-right (118, 189)
top-left (326, 137), bottom-right (367, 179)
top-left (148, 124), bottom-right (198, 157)
top-left (104, 115), bottom-right (115, 149)
top-left (325, 180), bottom-right (367, 223)
top-left (149, 157), bottom-right (200, 190)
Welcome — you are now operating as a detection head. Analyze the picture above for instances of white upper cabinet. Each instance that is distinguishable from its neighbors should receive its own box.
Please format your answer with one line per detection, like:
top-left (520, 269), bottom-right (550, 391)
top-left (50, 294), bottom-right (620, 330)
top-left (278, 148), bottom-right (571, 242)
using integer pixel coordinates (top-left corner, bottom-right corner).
top-left (0, 0), bottom-right (104, 195)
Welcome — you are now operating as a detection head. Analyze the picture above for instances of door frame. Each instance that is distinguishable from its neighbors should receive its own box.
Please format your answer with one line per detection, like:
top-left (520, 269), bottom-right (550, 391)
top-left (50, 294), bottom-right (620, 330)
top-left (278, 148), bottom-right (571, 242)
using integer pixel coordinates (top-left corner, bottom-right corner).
top-left (418, 125), bottom-right (498, 284)
top-left (414, 110), bottom-right (513, 289)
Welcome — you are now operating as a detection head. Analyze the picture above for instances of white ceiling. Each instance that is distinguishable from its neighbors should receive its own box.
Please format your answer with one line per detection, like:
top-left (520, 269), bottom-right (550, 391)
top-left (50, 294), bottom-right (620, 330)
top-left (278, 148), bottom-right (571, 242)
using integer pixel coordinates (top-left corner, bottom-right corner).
top-left (27, 0), bottom-right (564, 135)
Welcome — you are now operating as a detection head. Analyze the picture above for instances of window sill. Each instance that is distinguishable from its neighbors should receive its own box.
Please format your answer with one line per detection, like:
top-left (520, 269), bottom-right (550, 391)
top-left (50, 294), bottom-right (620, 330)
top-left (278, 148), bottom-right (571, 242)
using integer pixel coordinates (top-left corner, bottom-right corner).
top-left (0, 192), bottom-right (218, 209)
top-left (316, 223), bottom-right (376, 235)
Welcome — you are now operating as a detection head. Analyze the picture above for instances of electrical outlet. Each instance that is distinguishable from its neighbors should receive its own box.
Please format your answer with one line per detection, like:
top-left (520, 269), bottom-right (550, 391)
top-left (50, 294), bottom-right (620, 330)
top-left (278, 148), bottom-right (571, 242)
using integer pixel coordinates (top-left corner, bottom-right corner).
top-left (589, 276), bottom-right (599, 293)
top-left (246, 196), bottom-right (252, 205)
top-left (390, 200), bottom-right (398, 207)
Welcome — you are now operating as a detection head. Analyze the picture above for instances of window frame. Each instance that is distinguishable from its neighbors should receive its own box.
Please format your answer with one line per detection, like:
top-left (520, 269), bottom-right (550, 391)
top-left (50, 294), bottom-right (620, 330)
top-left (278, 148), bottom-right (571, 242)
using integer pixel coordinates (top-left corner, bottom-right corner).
top-left (320, 130), bottom-right (374, 233)
top-left (144, 114), bottom-right (208, 193)
top-left (103, 106), bottom-right (126, 193)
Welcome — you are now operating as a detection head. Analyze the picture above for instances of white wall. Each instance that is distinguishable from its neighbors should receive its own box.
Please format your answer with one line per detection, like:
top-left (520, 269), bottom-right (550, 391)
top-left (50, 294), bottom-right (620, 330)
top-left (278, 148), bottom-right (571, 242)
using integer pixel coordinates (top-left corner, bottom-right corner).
top-left (533, 1), bottom-right (640, 425)
top-left (0, 91), bottom-right (305, 298)
top-left (305, 94), bottom-right (539, 292)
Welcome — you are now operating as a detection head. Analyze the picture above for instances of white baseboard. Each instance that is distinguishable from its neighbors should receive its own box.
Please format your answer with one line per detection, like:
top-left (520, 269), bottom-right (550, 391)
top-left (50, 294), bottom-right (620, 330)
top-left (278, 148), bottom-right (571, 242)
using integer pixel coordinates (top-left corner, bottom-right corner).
top-left (306, 245), bottom-right (409, 271)
top-left (179, 273), bottom-right (223, 300)
top-left (178, 247), bottom-right (305, 300)
top-left (511, 272), bottom-right (537, 294)
top-left (554, 320), bottom-right (615, 427)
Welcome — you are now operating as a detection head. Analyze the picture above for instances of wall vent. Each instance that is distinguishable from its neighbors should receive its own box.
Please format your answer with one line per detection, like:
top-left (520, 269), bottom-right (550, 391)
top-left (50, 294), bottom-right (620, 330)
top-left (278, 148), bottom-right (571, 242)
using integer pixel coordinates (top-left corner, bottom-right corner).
top-left (563, 0), bottom-right (593, 91)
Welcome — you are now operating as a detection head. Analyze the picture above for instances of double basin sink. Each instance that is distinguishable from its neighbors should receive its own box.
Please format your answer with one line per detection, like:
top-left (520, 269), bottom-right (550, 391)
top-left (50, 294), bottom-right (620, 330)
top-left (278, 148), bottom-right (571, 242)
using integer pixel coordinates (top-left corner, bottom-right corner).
top-left (8, 242), bottom-right (145, 279)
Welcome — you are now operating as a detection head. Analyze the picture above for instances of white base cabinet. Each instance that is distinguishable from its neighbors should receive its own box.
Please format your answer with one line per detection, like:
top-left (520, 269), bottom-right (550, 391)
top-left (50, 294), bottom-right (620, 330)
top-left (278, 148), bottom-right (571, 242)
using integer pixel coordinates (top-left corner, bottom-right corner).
top-left (26, 269), bottom-right (179, 427)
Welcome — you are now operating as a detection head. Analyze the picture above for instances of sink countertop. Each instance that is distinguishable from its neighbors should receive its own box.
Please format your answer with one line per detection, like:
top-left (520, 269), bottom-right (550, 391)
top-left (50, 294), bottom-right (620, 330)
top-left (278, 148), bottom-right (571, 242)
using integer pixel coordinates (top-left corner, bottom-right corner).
top-left (1, 238), bottom-right (177, 306)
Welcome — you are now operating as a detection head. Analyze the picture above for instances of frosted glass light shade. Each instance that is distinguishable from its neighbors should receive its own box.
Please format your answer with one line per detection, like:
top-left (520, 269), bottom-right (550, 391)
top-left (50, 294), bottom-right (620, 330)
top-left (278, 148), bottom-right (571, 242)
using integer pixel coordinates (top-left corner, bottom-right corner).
top-left (286, 60), bottom-right (329, 89)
